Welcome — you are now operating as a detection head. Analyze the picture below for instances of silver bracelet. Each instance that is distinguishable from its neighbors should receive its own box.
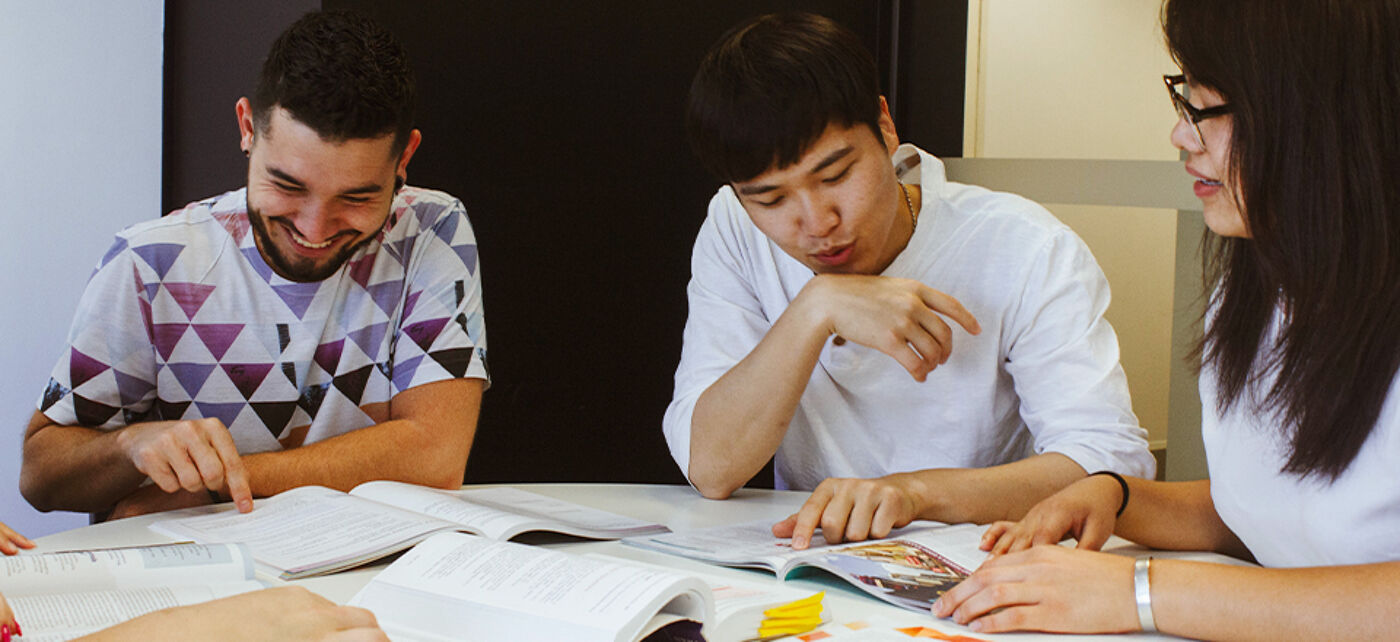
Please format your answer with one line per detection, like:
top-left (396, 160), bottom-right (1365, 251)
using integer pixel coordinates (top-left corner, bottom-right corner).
top-left (1134, 557), bottom-right (1157, 632)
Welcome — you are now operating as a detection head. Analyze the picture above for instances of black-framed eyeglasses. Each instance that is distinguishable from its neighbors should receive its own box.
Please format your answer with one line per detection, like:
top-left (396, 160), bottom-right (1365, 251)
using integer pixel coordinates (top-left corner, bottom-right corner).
top-left (1164, 74), bottom-right (1231, 150)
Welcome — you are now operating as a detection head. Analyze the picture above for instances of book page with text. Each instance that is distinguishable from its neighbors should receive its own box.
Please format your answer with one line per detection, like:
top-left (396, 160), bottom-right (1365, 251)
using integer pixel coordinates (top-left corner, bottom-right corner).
top-left (350, 532), bottom-right (710, 642)
top-left (9, 581), bottom-right (265, 642)
top-left (150, 485), bottom-right (457, 578)
top-left (350, 482), bottom-right (666, 540)
top-left (0, 543), bottom-right (254, 596)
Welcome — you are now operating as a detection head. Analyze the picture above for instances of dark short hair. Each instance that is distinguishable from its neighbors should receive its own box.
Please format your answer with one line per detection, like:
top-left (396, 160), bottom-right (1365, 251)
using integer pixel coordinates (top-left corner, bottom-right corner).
top-left (252, 10), bottom-right (416, 154)
top-left (685, 13), bottom-right (882, 183)
top-left (1167, 0), bottom-right (1400, 480)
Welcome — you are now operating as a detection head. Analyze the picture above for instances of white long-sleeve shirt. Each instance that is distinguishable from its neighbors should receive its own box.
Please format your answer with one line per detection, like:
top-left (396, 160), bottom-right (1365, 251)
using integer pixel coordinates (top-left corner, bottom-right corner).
top-left (663, 145), bottom-right (1154, 490)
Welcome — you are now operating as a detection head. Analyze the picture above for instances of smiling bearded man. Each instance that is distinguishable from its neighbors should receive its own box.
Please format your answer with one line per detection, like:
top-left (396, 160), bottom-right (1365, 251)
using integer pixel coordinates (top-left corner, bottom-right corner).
top-left (21, 10), bottom-right (489, 520)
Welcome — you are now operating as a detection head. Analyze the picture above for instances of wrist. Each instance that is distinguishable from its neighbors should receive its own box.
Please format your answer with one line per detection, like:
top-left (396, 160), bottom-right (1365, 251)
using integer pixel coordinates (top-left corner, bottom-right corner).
top-left (792, 276), bottom-right (837, 336)
top-left (893, 470), bottom-right (953, 521)
top-left (1133, 557), bottom-right (1157, 632)
top-left (1088, 470), bottom-right (1130, 517)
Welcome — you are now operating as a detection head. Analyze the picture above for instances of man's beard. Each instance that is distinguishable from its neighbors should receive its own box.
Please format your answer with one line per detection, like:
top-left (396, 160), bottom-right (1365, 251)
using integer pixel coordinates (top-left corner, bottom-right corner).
top-left (247, 204), bottom-right (376, 282)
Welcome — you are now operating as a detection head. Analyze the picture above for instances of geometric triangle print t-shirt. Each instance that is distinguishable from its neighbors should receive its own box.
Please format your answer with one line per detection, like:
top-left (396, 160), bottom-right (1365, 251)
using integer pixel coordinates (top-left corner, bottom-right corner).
top-left (37, 186), bottom-right (488, 455)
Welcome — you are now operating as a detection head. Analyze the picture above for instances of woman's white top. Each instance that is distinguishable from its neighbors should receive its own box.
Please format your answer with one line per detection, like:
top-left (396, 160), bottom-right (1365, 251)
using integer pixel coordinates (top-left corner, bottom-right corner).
top-left (1203, 310), bottom-right (1400, 567)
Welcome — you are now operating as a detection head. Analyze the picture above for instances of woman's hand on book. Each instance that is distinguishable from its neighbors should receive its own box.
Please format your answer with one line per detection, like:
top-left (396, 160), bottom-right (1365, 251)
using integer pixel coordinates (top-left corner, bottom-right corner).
top-left (772, 474), bottom-right (922, 550)
top-left (0, 521), bottom-right (35, 556)
top-left (0, 523), bottom-right (33, 641)
top-left (1, 592), bottom-right (18, 642)
top-left (979, 473), bottom-right (1123, 555)
top-left (932, 545), bottom-right (1138, 634)
top-left (82, 586), bottom-right (387, 642)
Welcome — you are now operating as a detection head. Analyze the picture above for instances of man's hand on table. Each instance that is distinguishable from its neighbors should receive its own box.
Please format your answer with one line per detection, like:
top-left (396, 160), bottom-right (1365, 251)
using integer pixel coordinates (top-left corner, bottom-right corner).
top-left (772, 474), bottom-right (924, 550)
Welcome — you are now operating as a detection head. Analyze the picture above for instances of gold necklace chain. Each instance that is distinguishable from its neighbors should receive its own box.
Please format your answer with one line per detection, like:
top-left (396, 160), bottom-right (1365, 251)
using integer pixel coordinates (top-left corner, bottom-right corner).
top-left (899, 180), bottom-right (917, 229)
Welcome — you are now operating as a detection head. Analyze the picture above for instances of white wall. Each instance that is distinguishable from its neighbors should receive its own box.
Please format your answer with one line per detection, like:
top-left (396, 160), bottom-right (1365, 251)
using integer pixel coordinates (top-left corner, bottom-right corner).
top-left (966, 0), bottom-right (1180, 447)
top-left (0, 2), bottom-right (164, 537)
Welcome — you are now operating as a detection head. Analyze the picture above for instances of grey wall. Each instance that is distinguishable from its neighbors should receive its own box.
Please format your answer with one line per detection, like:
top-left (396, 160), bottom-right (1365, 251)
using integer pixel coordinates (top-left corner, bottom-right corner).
top-left (0, 1), bottom-right (165, 537)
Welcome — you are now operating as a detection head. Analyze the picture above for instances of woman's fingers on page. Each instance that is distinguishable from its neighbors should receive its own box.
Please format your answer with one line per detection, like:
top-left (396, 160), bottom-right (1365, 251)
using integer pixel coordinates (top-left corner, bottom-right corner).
top-left (979, 521), bottom-right (1013, 553)
top-left (325, 630), bottom-right (391, 642)
top-left (327, 605), bottom-right (383, 632)
top-left (988, 520), bottom-right (1040, 556)
top-left (0, 523), bottom-right (31, 552)
top-left (1074, 516), bottom-right (1114, 551)
top-left (233, 588), bottom-right (387, 641)
top-left (980, 523), bottom-right (1013, 553)
top-left (938, 547), bottom-right (1139, 634)
top-left (0, 523), bottom-right (30, 556)
top-left (0, 595), bottom-right (13, 632)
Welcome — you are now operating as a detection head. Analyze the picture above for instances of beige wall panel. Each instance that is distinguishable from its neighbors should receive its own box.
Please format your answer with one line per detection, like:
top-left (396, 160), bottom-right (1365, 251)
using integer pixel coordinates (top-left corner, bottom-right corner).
top-left (1047, 204), bottom-right (1178, 445)
top-left (976, 0), bottom-right (1179, 161)
top-left (966, 0), bottom-right (1187, 447)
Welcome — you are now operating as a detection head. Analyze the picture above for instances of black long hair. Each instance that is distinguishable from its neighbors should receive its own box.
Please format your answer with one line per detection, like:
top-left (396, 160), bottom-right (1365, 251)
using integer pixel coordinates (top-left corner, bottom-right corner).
top-left (1165, 0), bottom-right (1400, 480)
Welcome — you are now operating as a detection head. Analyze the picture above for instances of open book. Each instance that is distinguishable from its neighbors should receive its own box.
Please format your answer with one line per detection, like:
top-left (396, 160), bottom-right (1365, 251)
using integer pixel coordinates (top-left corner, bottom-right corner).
top-left (348, 532), bottom-right (711, 642)
top-left (625, 520), bottom-right (988, 612)
top-left (150, 482), bottom-right (669, 579)
top-left (2, 542), bottom-right (265, 642)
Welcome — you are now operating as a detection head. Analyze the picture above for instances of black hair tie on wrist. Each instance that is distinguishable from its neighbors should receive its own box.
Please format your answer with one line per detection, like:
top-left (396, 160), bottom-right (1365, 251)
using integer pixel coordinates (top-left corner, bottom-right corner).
top-left (1089, 470), bottom-right (1130, 517)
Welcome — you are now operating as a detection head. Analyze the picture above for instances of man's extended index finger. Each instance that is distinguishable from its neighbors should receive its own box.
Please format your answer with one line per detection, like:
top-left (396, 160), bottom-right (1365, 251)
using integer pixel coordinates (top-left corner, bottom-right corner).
top-left (918, 287), bottom-right (981, 335)
top-left (205, 423), bottom-right (253, 513)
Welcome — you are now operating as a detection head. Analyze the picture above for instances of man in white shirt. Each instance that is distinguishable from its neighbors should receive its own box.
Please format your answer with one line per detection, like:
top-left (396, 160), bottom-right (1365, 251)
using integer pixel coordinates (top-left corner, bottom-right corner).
top-left (664, 12), bottom-right (1153, 549)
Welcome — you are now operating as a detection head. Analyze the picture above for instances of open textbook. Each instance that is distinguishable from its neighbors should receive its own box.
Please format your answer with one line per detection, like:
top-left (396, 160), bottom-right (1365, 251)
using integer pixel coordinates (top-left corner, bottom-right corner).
top-left (349, 532), bottom-right (825, 642)
top-left (625, 520), bottom-right (988, 612)
top-left (150, 482), bottom-right (669, 579)
top-left (348, 531), bottom-right (707, 642)
top-left (1, 542), bottom-right (265, 642)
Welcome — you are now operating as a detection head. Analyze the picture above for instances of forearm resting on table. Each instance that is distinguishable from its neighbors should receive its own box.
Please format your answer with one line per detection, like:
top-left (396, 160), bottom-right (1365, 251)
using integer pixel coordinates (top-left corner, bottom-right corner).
top-left (1150, 559), bottom-right (1400, 641)
top-left (240, 376), bottom-right (482, 496)
top-left (20, 414), bottom-right (150, 513)
top-left (908, 453), bottom-right (1088, 524)
top-left (688, 303), bottom-right (830, 499)
top-left (1115, 479), bottom-right (1248, 558)
top-left (240, 417), bottom-right (470, 497)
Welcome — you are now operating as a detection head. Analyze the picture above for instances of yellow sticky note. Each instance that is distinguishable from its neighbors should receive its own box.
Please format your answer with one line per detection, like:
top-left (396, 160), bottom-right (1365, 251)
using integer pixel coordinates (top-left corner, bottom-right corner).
top-left (763, 591), bottom-right (825, 617)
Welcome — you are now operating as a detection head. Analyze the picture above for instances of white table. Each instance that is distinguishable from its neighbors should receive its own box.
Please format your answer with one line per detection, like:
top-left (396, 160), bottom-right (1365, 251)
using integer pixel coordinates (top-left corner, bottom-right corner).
top-left (34, 484), bottom-right (1180, 641)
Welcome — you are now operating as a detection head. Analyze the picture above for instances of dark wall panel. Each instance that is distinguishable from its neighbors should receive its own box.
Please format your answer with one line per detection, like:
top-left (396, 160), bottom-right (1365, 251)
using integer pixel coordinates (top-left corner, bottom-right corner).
top-left (163, 0), bottom-right (319, 213)
top-left (165, 1), bottom-right (966, 488)
top-left (891, 1), bottom-right (968, 156)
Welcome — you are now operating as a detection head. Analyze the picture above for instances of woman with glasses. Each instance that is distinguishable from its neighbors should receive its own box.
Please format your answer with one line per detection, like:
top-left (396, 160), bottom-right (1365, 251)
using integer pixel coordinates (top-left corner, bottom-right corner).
top-left (932, 0), bottom-right (1400, 637)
